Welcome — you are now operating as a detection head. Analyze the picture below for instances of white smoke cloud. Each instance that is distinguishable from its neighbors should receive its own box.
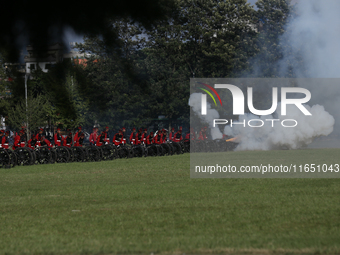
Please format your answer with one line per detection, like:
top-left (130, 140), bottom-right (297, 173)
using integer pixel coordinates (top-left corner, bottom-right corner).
top-left (188, 93), bottom-right (222, 140)
top-left (189, 1), bottom-right (340, 149)
top-left (279, 0), bottom-right (340, 143)
top-left (224, 103), bottom-right (334, 151)
top-left (281, 0), bottom-right (340, 78)
top-left (189, 91), bottom-right (334, 150)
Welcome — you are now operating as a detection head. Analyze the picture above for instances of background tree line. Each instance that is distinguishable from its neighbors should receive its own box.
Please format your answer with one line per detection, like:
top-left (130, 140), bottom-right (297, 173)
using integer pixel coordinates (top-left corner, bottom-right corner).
top-left (0, 0), bottom-right (295, 132)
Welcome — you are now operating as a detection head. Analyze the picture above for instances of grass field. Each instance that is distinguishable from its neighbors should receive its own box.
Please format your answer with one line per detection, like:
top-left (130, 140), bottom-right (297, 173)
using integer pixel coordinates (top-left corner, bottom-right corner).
top-left (1, 149), bottom-right (340, 254)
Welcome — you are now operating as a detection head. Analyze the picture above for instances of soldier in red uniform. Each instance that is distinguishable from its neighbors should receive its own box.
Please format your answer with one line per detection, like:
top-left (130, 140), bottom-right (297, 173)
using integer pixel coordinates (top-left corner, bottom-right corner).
top-left (146, 132), bottom-right (154, 145)
top-left (18, 127), bottom-right (26, 144)
top-left (121, 127), bottom-right (127, 144)
top-left (54, 128), bottom-right (63, 146)
top-left (63, 132), bottom-right (73, 147)
top-left (113, 129), bottom-right (124, 146)
top-left (89, 127), bottom-right (98, 145)
top-left (0, 130), bottom-right (4, 148)
top-left (1, 131), bottom-right (10, 149)
top-left (103, 126), bottom-right (110, 144)
top-left (129, 128), bottom-right (136, 144)
top-left (38, 135), bottom-right (52, 148)
top-left (96, 132), bottom-right (105, 147)
top-left (12, 130), bottom-right (26, 149)
top-left (142, 129), bottom-right (148, 144)
top-left (185, 128), bottom-right (196, 141)
top-left (198, 127), bottom-right (208, 140)
top-left (35, 128), bottom-right (44, 141)
top-left (19, 130), bottom-right (26, 147)
top-left (28, 135), bottom-right (38, 149)
top-left (134, 128), bottom-right (143, 145)
top-left (12, 131), bottom-right (21, 150)
top-left (169, 127), bottom-right (175, 141)
top-left (173, 129), bottom-right (183, 142)
top-left (162, 129), bottom-right (168, 143)
top-left (153, 130), bottom-right (163, 144)
top-left (74, 126), bottom-right (83, 144)
top-left (75, 133), bottom-right (85, 147)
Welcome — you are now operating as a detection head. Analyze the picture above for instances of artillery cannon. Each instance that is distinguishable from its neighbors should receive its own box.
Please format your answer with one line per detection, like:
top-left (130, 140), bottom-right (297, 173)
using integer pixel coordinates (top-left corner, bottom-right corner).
top-left (34, 147), bottom-right (52, 164)
top-left (0, 149), bottom-right (11, 168)
top-left (55, 146), bottom-right (70, 163)
top-left (100, 144), bottom-right (117, 160)
top-left (15, 147), bottom-right (34, 166)
top-left (0, 135), bottom-right (237, 169)
top-left (86, 146), bottom-right (101, 161)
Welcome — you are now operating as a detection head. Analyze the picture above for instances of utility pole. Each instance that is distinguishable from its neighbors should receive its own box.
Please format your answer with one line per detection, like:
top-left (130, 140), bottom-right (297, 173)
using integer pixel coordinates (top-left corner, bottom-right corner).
top-left (71, 76), bottom-right (74, 93)
top-left (25, 74), bottom-right (30, 140)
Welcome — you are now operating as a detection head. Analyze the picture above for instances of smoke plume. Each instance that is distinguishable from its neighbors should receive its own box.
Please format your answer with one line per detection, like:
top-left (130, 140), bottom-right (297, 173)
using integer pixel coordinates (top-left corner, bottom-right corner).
top-left (280, 0), bottom-right (340, 78)
top-left (278, 0), bottom-right (340, 145)
top-left (229, 0), bottom-right (340, 150)
top-left (224, 103), bottom-right (334, 151)
top-left (189, 1), bottom-right (340, 150)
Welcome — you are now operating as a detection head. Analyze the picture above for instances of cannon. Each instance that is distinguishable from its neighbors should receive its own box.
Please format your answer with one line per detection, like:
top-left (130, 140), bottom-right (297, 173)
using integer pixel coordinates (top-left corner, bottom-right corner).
top-left (70, 146), bottom-right (86, 162)
top-left (7, 150), bottom-right (18, 168)
top-left (170, 142), bottom-right (183, 155)
top-left (160, 143), bottom-right (173, 156)
top-left (101, 144), bottom-right (117, 160)
top-left (132, 145), bottom-right (146, 157)
top-left (50, 148), bottom-right (57, 163)
top-left (145, 144), bottom-right (158, 156)
top-left (86, 146), bottom-right (101, 161)
top-left (15, 147), bottom-right (34, 166)
top-left (116, 145), bottom-right (134, 159)
top-left (55, 146), bottom-right (70, 163)
top-left (34, 146), bottom-right (52, 164)
top-left (4, 135), bottom-right (238, 169)
top-left (0, 149), bottom-right (11, 168)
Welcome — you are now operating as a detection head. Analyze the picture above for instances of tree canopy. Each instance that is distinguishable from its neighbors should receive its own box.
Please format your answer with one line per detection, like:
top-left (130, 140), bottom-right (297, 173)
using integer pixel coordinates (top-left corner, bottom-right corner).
top-left (0, 0), bottom-right (175, 61)
top-left (1, 0), bottom-right (297, 131)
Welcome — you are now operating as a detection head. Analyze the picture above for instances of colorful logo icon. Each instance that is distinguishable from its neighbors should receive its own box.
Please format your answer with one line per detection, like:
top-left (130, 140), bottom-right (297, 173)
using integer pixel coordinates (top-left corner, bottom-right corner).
top-left (197, 82), bottom-right (222, 107)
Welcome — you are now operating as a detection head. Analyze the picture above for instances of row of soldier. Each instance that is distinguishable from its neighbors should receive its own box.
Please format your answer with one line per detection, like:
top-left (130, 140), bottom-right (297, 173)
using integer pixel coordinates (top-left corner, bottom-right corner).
top-left (89, 126), bottom-right (187, 146)
top-left (0, 128), bottom-right (54, 150)
top-left (57, 126), bottom-right (189, 147)
top-left (0, 126), bottom-right (201, 150)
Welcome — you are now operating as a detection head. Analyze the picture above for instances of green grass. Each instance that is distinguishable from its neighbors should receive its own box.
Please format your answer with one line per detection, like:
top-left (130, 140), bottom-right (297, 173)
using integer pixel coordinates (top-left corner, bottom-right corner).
top-left (1, 149), bottom-right (340, 254)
